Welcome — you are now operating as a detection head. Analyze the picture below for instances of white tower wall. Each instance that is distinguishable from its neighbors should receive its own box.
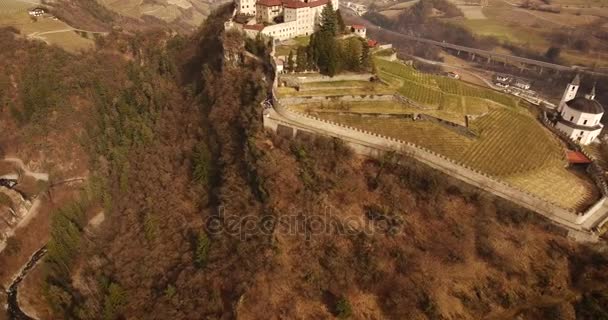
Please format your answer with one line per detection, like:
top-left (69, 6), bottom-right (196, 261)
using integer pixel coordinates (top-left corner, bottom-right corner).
top-left (559, 83), bottom-right (579, 112)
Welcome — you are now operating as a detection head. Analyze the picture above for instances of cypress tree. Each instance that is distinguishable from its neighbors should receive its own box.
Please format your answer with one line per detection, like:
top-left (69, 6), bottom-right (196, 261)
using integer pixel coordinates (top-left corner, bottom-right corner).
top-left (326, 36), bottom-right (339, 76)
top-left (287, 50), bottom-right (295, 72)
top-left (296, 46), bottom-right (307, 72)
top-left (306, 43), bottom-right (315, 71)
top-left (361, 40), bottom-right (371, 70)
top-left (336, 9), bottom-right (346, 34)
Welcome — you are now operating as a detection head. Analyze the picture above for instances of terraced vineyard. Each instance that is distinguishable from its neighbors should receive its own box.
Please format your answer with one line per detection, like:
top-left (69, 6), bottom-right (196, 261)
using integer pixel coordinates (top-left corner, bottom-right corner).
top-left (460, 109), bottom-right (565, 176)
top-left (506, 165), bottom-right (597, 210)
top-left (282, 56), bottom-right (597, 210)
top-left (375, 58), bottom-right (519, 109)
top-left (399, 79), bottom-right (443, 107)
top-left (304, 102), bottom-right (595, 210)
top-left (317, 114), bottom-right (473, 158)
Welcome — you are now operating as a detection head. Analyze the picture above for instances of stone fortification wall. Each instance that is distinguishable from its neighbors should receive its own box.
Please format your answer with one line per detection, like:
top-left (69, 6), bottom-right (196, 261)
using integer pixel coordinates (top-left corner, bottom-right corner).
top-left (540, 111), bottom-right (608, 197)
top-left (279, 73), bottom-right (375, 85)
top-left (265, 92), bottom-right (606, 240)
top-left (265, 45), bottom-right (605, 241)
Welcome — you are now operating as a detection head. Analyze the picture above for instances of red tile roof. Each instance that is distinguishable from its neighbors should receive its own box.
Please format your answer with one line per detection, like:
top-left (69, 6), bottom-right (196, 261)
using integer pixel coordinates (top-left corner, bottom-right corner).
top-left (367, 39), bottom-right (378, 47)
top-left (567, 151), bottom-right (591, 164)
top-left (257, 0), bottom-right (282, 6)
top-left (308, 0), bottom-right (329, 7)
top-left (351, 24), bottom-right (365, 30)
top-left (243, 24), bottom-right (265, 31)
top-left (283, 0), bottom-right (328, 8)
top-left (283, 0), bottom-right (308, 8)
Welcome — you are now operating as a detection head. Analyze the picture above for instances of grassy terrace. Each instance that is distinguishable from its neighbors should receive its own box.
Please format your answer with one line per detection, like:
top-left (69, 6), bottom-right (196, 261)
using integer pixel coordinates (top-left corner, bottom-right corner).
top-left (283, 58), bottom-right (597, 210)
top-left (292, 101), bottom-right (470, 125)
top-left (275, 36), bottom-right (310, 57)
top-left (276, 80), bottom-right (394, 97)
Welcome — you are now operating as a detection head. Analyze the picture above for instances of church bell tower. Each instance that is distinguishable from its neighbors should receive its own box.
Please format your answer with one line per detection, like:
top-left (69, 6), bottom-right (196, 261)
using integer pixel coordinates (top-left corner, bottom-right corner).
top-left (559, 74), bottom-right (580, 113)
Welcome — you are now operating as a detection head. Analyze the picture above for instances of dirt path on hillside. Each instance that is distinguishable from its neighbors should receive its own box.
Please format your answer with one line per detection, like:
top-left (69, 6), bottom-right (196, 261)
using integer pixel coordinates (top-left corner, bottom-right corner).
top-left (2, 158), bottom-right (49, 181)
top-left (0, 157), bottom-right (86, 254)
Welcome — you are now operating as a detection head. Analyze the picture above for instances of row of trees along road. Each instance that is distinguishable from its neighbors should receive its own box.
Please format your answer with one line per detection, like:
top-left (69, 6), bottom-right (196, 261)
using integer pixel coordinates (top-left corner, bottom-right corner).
top-left (285, 4), bottom-right (373, 76)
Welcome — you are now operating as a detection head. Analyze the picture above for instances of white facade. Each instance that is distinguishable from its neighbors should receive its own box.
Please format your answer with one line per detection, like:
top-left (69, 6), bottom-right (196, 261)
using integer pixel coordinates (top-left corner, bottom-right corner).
top-left (553, 76), bottom-right (603, 145)
top-left (560, 104), bottom-right (602, 127)
top-left (236, 0), bottom-right (339, 41)
top-left (555, 121), bottom-right (602, 145)
top-left (555, 97), bottom-right (604, 145)
top-left (236, 0), bottom-right (257, 15)
top-left (351, 25), bottom-right (366, 38)
top-left (256, 1), bottom-right (283, 23)
top-left (559, 75), bottom-right (580, 112)
top-left (261, 21), bottom-right (299, 40)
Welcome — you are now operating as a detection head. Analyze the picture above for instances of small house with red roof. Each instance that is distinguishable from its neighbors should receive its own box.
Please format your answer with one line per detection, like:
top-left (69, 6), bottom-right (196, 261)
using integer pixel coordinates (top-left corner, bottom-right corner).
top-left (350, 24), bottom-right (366, 38)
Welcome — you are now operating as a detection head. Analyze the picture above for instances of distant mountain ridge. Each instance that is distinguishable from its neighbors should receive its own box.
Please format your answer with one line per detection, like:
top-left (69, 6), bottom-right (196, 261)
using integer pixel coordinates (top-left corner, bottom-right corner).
top-left (43, 0), bottom-right (231, 32)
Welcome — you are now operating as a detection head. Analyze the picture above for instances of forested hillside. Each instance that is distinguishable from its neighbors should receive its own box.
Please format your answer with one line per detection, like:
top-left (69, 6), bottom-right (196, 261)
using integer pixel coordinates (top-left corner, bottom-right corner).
top-left (1, 4), bottom-right (608, 319)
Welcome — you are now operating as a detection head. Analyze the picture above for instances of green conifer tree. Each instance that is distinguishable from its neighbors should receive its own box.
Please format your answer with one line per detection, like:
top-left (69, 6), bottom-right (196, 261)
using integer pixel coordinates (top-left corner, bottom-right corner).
top-left (336, 9), bottom-right (346, 34)
top-left (287, 50), bottom-right (295, 72)
top-left (320, 2), bottom-right (337, 36)
top-left (361, 40), bottom-right (371, 70)
top-left (296, 46), bottom-right (307, 72)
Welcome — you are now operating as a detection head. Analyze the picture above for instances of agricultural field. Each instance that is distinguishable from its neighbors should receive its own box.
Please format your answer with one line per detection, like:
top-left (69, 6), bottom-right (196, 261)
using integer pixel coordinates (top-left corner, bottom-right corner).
top-left (444, 0), bottom-right (608, 67)
top-left (375, 58), bottom-right (519, 108)
top-left (97, 0), bottom-right (216, 27)
top-left (0, 0), bottom-right (30, 15)
top-left (289, 57), bottom-right (596, 210)
top-left (315, 109), bottom-right (595, 210)
top-left (318, 114), bottom-right (473, 158)
top-left (0, 0), bottom-right (94, 52)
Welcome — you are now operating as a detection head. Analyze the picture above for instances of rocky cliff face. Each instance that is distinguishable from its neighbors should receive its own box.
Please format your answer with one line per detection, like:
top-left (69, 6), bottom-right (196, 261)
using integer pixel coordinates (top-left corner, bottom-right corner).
top-left (0, 187), bottom-right (31, 251)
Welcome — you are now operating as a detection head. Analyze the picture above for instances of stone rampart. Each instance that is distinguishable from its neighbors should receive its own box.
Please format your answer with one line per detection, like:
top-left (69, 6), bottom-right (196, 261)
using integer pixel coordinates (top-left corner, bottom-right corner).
top-left (279, 94), bottom-right (395, 105)
top-left (540, 111), bottom-right (608, 196)
top-left (279, 73), bottom-right (375, 85)
top-left (264, 49), bottom-right (604, 241)
top-left (265, 91), bottom-right (607, 239)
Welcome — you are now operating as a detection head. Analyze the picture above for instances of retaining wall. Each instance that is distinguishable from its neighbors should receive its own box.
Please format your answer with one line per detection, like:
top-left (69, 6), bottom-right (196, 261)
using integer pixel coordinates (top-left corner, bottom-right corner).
top-left (307, 111), bottom-right (475, 138)
top-left (265, 93), bottom-right (606, 239)
top-left (540, 111), bottom-right (608, 196)
top-left (280, 94), bottom-right (395, 105)
top-left (279, 73), bottom-right (375, 84)
top-left (265, 42), bottom-right (605, 240)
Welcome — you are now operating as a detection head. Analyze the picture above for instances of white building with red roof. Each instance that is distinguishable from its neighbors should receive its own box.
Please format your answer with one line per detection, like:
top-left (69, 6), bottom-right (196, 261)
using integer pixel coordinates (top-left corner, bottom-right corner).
top-left (235, 0), bottom-right (339, 41)
top-left (350, 24), bottom-right (366, 38)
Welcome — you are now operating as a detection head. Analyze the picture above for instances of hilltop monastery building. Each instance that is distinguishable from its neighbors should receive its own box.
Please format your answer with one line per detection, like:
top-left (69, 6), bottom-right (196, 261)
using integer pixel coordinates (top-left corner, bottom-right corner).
top-left (234, 0), bottom-right (339, 40)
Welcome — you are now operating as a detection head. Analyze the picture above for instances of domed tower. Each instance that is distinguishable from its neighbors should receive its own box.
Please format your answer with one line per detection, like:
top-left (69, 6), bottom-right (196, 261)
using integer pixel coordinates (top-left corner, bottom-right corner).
top-left (555, 87), bottom-right (604, 145)
top-left (558, 74), bottom-right (580, 113)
